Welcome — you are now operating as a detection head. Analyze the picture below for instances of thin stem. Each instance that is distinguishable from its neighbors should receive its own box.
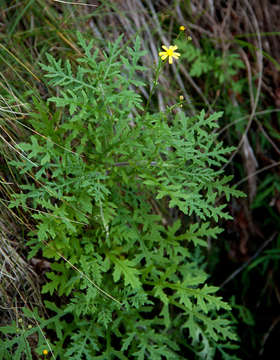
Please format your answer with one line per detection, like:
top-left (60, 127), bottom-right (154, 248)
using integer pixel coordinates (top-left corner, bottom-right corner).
top-left (144, 60), bottom-right (163, 114)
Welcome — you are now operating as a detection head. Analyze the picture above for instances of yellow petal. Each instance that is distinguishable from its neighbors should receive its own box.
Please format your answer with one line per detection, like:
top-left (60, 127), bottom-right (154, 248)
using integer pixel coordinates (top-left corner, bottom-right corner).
top-left (173, 52), bottom-right (180, 57)
top-left (170, 45), bottom-right (178, 51)
top-left (169, 56), bottom-right (173, 64)
top-left (162, 45), bottom-right (168, 51)
top-left (160, 54), bottom-right (168, 60)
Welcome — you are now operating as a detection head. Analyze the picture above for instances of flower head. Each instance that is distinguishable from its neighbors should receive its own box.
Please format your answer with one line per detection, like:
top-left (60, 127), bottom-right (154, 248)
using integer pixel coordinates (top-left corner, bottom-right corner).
top-left (159, 45), bottom-right (180, 64)
top-left (43, 349), bottom-right (48, 355)
top-left (179, 25), bottom-right (186, 31)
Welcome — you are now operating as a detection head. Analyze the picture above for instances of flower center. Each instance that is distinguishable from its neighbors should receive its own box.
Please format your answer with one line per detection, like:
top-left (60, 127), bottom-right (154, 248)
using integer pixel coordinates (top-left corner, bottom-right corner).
top-left (166, 49), bottom-right (174, 56)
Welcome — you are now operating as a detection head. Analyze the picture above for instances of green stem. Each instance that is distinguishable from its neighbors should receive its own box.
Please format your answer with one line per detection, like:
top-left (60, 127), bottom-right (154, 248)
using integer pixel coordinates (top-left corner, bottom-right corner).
top-left (144, 59), bottom-right (164, 114)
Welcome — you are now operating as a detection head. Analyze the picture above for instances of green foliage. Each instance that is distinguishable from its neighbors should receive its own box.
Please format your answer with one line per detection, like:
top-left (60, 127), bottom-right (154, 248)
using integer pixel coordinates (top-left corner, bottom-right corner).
top-left (0, 308), bottom-right (50, 359)
top-left (178, 40), bottom-right (245, 93)
top-left (8, 33), bottom-right (244, 358)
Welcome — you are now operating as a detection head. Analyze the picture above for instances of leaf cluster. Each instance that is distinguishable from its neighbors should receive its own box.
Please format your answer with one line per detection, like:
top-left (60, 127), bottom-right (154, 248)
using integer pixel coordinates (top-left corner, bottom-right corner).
top-left (8, 33), bottom-right (243, 359)
top-left (178, 40), bottom-right (245, 94)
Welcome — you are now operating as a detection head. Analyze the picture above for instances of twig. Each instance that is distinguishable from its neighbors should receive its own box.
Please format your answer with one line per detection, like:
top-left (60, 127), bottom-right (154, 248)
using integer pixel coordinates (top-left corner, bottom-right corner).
top-left (260, 316), bottom-right (280, 356)
top-left (220, 232), bottom-right (277, 289)
top-left (234, 161), bottom-right (280, 187)
top-left (53, 0), bottom-right (97, 6)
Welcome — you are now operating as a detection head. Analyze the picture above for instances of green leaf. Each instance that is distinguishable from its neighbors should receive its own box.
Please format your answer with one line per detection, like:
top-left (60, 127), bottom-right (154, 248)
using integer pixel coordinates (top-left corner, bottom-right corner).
top-left (112, 257), bottom-right (141, 289)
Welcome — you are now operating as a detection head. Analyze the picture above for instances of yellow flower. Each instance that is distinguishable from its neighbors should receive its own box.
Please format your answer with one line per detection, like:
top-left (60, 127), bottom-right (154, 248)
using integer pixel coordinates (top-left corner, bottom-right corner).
top-left (179, 95), bottom-right (184, 101)
top-left (159, 45), bottom-right (180, 64)
top-left (43, 349), bottom-right (48, 355)
top-left (179, 25), bottom-right (186, 31)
